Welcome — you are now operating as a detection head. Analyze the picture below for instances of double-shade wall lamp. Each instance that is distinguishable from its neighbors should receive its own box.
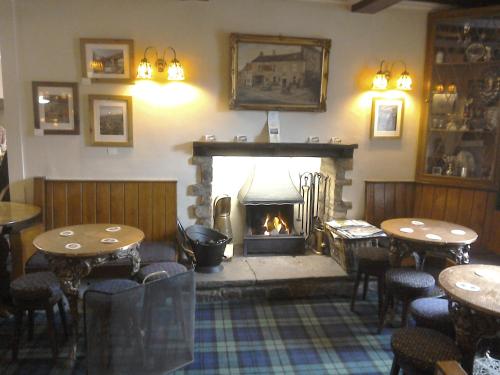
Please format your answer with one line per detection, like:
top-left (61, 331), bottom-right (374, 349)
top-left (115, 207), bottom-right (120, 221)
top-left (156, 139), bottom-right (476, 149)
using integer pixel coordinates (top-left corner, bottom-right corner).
top-left (372, 60), bottom-right (412, 91)
top-left (136, 46), bottom-right (185, 81)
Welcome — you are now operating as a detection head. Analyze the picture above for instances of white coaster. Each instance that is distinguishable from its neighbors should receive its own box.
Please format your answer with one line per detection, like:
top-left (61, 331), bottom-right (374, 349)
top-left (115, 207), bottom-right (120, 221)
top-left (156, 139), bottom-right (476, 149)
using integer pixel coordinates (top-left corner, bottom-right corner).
top-left (59, 230), bottom-right (74, 237)
top-left (455, 281), bottom-right (480, 292)
top-left (400, 227), bottom-right (414, 233)
top-left (411, 220), bottom-right (425, 226)
top-left (106, 226), bottom-right (121, 232)
top-left (451, 229), bottom-right (466, 236)
top-left (65, 243), bottom-right (81, 250)
top-left (425, 233), bottom-right (442, 241)
top-left (101, 238), bottom-right (119, 244)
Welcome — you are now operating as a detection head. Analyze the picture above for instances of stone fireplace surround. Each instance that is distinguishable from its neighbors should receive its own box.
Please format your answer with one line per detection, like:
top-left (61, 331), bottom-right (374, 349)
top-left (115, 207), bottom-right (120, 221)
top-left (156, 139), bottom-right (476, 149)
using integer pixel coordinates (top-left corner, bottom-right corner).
top-left (190, 142), bottom-right (358, 232)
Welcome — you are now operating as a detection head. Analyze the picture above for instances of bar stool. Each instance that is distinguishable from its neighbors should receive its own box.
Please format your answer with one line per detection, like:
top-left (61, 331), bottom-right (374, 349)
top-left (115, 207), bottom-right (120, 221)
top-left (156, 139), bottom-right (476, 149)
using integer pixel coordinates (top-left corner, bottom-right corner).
top-left (410, 297), bottom-right (454, 338)
top-left (350, 246), bottom-right (389, 315)
top-left (378, 268), bottom-right (435, 333)
top-left (390, 327), bottom-right (462, 375)
top-left (10, 271), bottom-right (68, 361)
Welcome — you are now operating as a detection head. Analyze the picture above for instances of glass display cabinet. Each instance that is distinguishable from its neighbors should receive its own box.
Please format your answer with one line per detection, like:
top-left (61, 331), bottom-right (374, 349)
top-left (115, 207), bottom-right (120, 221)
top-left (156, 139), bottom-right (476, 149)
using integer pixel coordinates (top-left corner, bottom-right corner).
top-left (416, 7), bottom-right (500, 190)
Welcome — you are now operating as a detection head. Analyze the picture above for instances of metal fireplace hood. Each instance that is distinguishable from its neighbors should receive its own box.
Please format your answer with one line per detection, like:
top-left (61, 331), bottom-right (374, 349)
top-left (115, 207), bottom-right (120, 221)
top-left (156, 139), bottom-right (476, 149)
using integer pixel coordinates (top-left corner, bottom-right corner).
top-left (238, 160), bottom-right (304, 205)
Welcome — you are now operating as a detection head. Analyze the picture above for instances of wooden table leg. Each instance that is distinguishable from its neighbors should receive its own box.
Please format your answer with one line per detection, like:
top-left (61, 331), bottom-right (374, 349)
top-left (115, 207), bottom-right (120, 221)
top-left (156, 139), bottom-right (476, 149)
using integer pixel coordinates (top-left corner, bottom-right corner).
top-left (449, 300), bottom-right (500, 374)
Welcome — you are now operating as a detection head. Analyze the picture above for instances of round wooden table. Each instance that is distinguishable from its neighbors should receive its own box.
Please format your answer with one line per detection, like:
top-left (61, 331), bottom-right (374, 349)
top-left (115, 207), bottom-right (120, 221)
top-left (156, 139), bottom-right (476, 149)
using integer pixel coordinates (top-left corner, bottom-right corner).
top-left (439, 265), bottom-right (500, 374)
top-left (33, 223), bottom-right (144, 359)
top-left (0, 202), bottom-right (41, 308)
top-left (381, 218), bottom-right (477, 267)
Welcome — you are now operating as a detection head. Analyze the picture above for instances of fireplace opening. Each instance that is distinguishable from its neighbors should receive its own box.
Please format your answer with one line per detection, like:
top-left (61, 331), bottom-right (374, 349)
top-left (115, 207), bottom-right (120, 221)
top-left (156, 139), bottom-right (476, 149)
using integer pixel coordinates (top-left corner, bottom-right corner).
top-left (238, 160), bottom-right (305, 256)
top-left (247, 205), bottom-right (293, 236)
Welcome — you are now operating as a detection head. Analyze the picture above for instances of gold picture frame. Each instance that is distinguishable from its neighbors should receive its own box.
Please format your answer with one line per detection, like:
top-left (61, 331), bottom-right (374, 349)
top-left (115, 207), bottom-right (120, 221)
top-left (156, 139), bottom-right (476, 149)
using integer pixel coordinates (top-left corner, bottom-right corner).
top-left (230, 33), bottom-right (331, 112)
top-left (32, 81), bottom-right (80, 135)
top-left (370, 97), bottom-right (404, 138)
top-left (80, 38), bottom-right (134, 83)
top-left (89, 95), bottom-right (133, 147)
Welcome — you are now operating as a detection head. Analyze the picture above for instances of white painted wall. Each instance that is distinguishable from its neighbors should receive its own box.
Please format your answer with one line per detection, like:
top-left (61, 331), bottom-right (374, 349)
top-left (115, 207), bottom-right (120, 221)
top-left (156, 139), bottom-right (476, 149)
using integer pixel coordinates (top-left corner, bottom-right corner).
top-left (0, 0), bottom-right (428, 224)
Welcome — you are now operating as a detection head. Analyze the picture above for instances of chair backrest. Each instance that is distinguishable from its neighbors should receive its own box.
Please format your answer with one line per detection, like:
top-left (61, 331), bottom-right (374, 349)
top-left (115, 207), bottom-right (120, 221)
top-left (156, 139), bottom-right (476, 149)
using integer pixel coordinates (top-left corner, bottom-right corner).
top-left (84, 270), bottom-right (195, 375)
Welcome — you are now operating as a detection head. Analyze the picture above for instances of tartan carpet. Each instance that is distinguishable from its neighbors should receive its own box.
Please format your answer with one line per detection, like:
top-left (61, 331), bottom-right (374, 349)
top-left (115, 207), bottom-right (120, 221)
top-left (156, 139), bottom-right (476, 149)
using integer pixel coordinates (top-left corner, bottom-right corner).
top-left (0, 296), bottom-right (393, 374)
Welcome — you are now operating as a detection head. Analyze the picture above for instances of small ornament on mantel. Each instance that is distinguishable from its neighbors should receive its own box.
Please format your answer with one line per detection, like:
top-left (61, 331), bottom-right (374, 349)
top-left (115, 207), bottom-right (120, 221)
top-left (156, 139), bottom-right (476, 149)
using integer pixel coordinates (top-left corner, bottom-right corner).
top-left (201, 135), bottom-right (216, 142)
top-left (234, 135), bottom-right (247, 142)
top-left (306, 136), bottom-right (320, 143)
top-left (330, 137), bottom-right (342, 144)
top-left (267, 111), bottom-right (280, 143)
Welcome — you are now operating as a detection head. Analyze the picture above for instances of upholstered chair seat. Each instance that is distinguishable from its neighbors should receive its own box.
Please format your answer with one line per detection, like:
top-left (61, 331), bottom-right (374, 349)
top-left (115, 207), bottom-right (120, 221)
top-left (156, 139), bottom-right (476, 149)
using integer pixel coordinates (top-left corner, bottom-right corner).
top-left (390, 327), bottom-right (462, 375)
top-left (410, 297), bottom-right (454, 337)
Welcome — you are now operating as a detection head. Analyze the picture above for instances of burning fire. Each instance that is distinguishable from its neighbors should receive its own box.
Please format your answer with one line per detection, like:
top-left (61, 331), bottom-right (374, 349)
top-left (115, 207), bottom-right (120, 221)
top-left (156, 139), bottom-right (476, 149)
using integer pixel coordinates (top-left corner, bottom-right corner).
top-left (263, 213), bottom-right (290, 236)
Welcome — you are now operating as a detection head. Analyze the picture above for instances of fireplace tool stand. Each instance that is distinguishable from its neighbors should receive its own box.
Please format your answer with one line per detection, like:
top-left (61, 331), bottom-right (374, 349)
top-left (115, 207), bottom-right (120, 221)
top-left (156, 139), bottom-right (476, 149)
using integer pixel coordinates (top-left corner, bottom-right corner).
top-left (297, 172), bottom-right (330, 255)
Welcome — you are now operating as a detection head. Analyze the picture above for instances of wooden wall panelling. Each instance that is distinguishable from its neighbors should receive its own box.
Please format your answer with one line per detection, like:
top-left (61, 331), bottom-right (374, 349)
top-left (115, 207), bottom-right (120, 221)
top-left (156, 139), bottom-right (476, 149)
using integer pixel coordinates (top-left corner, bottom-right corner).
top-left (96, 182), bottom-right (111, 223)
top-left (110, 182), bottom-right (125, 224)
top-left (82, 182), bottom-right (96, 224)
top-left (165, 182), bottom-right (177, 240)
top-left (443, 188), bottom-right (461, 223)
top-left (152, 182), bottom-right (167, 241)
top-left (138, 182), bottom-right (153, 240)
top-left (124, 182), bottom-right (139, 227)
top-left (52, 181), bottom-right (67, 229)
top-left (365, 181), bottom-right (415, 227)
top-left (67, 182), bottom-right (82, 225)
top-left (431, 186), bottom-right (447, 220)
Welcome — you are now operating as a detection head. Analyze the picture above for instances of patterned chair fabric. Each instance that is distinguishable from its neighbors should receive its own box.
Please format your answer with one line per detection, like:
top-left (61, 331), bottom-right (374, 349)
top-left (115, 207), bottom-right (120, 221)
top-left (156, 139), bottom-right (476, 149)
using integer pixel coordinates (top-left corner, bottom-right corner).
top-left (379, 268), bottom-right (436, 332)
top-left (410, 297), bottom-right (454, 337)
top-left (25, 241), bottom-right (178, 275)
top-left (391, 327), bottom-right (462, 374)
top-left (10, 271), bottom-right (68, 361)
top-left (86, 279), bottom-right (139, 295)
top-left (137, 262), bottom-right (187, 283)
top-left (10, 271), bottom-right (62, 302)
top-left (385, 268), bottom-right (435, 293)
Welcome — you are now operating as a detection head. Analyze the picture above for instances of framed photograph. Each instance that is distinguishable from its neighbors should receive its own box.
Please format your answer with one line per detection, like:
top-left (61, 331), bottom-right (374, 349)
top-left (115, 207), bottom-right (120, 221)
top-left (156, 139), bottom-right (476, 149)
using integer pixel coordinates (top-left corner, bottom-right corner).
top-left (230, 33), bottom-right (331, 112)
top-left (32, 81), bottom-right (79, 135)
top-left (89, 95), bottom-right (133, 147)
top-left (80, 38), bottom-right (134, 83)
top-left (370, 97), bottom-right (404, 138)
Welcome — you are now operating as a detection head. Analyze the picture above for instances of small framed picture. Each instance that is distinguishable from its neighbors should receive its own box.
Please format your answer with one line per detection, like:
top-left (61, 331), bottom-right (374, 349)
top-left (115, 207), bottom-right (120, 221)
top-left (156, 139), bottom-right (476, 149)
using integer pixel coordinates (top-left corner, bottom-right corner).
top-left (370, 97), bottom-right (404, 138)
top-left (89, 95), bottom-right (133, 147)
top-left (32, 81), bottom-right (79, 135)
top-left (80, 38), bottom-right (134, 83)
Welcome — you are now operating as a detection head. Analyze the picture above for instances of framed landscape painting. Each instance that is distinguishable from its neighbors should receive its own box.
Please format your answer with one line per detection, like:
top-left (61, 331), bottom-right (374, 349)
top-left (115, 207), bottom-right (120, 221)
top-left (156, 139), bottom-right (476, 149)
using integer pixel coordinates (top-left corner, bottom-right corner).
top-left (89, 95), bottom-right (133, 147)
top-left (370, 97), bottom-right (404, 138)
top-left (32, 81), bottom-right (79, 135)
top-left (80, 38), bottom-right (134, 83)
top-left (229, 33), bottom-right (331, 112)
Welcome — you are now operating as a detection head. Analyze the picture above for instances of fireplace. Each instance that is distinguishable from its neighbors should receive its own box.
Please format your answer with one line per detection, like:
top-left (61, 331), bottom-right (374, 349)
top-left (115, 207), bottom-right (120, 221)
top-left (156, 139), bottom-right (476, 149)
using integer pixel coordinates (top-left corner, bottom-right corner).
top-left (238, 160), bottom-right (305, 255)
top-left (189, 142), bottom-right (358, 252)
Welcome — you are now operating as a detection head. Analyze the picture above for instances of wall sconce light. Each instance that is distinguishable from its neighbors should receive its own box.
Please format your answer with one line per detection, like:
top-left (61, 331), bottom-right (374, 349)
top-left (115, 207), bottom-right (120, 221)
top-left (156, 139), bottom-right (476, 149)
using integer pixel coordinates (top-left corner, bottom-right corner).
top-left (137, 46), bottom-right (185, 81)
top-left (372, 60), bottom-right (412, 91)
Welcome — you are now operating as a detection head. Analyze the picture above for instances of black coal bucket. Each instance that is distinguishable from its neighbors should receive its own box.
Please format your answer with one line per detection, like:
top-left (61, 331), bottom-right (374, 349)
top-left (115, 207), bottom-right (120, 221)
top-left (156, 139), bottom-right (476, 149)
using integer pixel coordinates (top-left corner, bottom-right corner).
top-left (185, 225), bottom-right (228, 273)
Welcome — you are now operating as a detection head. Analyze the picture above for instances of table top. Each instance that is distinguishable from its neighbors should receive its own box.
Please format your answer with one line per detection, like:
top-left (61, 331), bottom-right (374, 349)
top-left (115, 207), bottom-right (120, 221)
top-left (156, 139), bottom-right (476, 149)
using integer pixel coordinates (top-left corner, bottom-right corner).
top-left (0, 202), bottom-right (41, 227)
top-left (33, 224), bottom-right (145, 257)
top-left (439, 264), bottom-right (500, 317)
top-left (381, 218), bottom-right (477, 245)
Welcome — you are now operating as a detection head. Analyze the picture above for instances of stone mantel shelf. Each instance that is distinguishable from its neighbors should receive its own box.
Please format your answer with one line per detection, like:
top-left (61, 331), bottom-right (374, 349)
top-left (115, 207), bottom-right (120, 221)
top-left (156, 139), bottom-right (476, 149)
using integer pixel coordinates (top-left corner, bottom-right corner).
top-left (192, 142), bottom-right (358, 158)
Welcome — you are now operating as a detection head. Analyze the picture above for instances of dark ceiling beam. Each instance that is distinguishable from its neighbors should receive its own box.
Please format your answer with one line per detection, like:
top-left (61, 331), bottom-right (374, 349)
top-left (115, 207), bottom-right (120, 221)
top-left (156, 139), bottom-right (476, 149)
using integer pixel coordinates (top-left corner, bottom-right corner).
top-left (351, 0), bottom-right (403, 13)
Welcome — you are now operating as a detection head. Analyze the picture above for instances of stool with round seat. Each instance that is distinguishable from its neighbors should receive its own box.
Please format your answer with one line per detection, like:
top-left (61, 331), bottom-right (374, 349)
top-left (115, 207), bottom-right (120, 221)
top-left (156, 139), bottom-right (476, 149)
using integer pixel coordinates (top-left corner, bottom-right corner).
top-left (136, 262), bottom-right (187, 283)
top-left (379, 268), bottom-right (435, 333)
top-left (350, 246), bottom-right (389, 315)
top-left (10, 271), bottom-right (68, 361)
top-left (390, 327), bottom-right (462, 375)
top-left (410, 297), bottom-right (454, 338)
